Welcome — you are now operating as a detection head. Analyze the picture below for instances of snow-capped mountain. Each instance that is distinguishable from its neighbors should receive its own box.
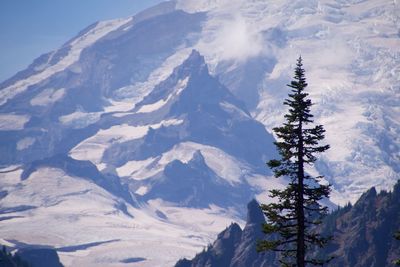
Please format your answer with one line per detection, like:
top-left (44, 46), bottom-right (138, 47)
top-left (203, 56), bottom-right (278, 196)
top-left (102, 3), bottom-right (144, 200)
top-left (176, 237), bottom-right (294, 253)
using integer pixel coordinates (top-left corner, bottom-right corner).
top-left (0, 0), bottom-right (399, 266)
top-left (0, 5), bottom-right (277, 263)
top-left (175, 0), bottom-right (400, 204)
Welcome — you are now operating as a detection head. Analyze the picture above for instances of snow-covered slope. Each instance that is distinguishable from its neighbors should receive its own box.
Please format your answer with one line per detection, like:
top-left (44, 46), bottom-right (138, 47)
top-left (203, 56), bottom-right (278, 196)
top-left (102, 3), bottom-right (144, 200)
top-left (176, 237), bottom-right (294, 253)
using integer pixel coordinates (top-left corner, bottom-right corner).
top-left (66, 50), bottom-right (277, 210)
top-left (0, 35), bottom-right (277, 267)
top-left (176, 0), bottom-right (400, 204)
top-left (0, 165), bottom-right (243, 266)
top-left (0, 18), bottom-right (132, 107)
top-left (0, 0), bottom-right (399, 265)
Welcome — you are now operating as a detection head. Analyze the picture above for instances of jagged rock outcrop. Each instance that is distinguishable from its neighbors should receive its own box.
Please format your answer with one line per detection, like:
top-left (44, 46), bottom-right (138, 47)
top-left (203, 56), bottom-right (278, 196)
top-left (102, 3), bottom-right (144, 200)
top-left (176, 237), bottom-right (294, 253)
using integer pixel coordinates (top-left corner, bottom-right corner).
top-left (318, 181), bottom-right (400, 266)
top-left (175, 199), bottom-right (278, 267)
top-left (176, 181), bottom-right (400, 267)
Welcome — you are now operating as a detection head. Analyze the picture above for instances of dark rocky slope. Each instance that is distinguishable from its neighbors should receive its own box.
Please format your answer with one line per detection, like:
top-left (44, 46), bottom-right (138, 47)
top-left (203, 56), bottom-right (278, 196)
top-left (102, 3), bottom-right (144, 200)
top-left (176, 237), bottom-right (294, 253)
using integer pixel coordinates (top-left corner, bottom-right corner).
top-left (176, 181), bottom-right (400, 267)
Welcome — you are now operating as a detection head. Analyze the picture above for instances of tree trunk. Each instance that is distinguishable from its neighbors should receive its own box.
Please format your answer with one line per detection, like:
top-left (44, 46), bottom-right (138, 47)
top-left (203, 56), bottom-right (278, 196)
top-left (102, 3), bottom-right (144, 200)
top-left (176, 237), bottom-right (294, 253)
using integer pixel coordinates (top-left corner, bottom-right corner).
top-left (297, 117), bottom-right (305, 267)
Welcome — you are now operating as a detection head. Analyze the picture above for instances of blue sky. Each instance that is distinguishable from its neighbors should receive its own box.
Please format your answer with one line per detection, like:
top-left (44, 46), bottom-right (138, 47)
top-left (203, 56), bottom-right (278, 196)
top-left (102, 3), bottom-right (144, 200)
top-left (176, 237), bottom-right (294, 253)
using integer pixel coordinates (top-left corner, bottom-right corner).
top-left (0, 0), bottom-right (164, 82)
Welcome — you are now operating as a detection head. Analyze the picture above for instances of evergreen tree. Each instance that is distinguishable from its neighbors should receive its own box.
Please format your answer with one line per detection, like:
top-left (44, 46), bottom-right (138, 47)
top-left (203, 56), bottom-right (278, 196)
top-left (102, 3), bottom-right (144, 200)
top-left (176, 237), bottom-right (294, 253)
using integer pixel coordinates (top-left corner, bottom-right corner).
top-left (257, 57), bottom-right (332, 266)
top-left (395, 231), bottom-right (400, 265)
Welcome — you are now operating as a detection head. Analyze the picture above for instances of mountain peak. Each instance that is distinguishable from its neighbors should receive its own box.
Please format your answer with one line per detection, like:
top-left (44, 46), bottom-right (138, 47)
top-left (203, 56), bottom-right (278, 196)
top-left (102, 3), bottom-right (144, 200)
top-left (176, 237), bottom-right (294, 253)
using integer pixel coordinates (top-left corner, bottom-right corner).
top-left (179, 183), bottom-right (400, 267)
top-left (352, 186), bottom-right (377, 214)
top-left (246, 199), bottom-right (265, 225)
top-left (217, 222), bottom-right (242, 240)
top-left (190, 150), bottom-right (206, 164)
top-left (187, 49), bottom-right (204, 63)
top-left (176, 49), bottom-right (208, 78)
top-left (393, 179), bottom-right (400, 195)
top-left (359, 186), bottom-right (377, 202)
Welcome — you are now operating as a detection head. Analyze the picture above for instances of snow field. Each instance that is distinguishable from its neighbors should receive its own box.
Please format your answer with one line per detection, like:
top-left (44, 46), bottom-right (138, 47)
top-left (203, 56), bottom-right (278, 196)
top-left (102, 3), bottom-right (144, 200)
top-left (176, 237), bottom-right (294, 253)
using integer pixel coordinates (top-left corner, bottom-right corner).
top-left (70, 119), bottom-right (183, 165)
top-left (0, 167), bottom-right (240, 267)
top-left (116, 141), bottom-right (249, 185)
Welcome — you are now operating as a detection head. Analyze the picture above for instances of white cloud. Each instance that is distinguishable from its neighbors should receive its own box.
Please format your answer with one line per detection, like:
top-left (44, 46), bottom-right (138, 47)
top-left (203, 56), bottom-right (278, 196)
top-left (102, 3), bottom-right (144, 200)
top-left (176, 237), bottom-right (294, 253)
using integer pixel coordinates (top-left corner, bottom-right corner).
top-left (177, 0), bottom-right (266, 65)
top-left (196, 12), bottom-right (263, 64)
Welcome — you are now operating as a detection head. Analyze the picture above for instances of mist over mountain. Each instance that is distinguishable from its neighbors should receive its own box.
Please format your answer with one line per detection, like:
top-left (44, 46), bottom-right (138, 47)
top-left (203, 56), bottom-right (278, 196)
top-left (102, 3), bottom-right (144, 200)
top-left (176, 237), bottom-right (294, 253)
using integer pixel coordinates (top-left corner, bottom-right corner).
top-left (0, 0), bottom-right (398, 265)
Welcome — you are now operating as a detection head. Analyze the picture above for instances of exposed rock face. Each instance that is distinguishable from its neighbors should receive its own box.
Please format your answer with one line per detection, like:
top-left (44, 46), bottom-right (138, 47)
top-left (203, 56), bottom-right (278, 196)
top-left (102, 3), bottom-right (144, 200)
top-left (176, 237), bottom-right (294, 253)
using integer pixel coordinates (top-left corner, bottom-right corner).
top-left (319, 181), bottom-right (400, 266)
top-left (175, 223), bottom-right (242, 267)
top-left (230, 199), bottom-right (276, 267)
top-left (15, 248), bottom-right (64, 267)
top-left (176, 181), bottom-right (400, 267)
top-left (175, 199), bottom-right (278, 267)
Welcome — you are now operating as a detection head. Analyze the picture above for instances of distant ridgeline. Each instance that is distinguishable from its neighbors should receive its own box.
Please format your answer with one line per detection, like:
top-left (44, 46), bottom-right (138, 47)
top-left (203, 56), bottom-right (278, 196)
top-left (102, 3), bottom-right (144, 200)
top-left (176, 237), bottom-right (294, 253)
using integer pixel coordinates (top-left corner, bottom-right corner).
top-left (0, 246), bottom-right (63, 267)
top-left (175, 181), bottom-right (400, 267)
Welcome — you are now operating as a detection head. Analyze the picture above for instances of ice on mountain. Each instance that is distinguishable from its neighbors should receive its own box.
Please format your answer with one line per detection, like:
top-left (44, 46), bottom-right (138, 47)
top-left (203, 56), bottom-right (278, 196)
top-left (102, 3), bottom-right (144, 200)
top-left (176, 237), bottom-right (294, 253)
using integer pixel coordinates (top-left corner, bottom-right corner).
top-left (102, 99), bottom-right (134, 113)
top-left (0, 166), bottom-right (220, 266)
top-left (59, 110), bottom-right (102, 129)
top-left (70, 119), bottom-right (184, 165)
top-left (220, 102), bottom-right (251, 119)
top-left (113, 48), bottom-right (193, 101)
top-left (136, 77), bottom-right (189, 113)
top-left (135, 186), bottom-right (149, 196)
top-left (116, 157), bottom-right (157, 178)
top-left (16, 137), bottom-right (35, 151)
top-left (159, 142), bottom-right (247, 185)
top-left (30, 88), bottom-right (66, 106)
top-left (116, 141), bottom-right (251, 185)
top-left (0, 114), bottom-right (30, 131)
top-left (141, 151), bottom-right (253, 209)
